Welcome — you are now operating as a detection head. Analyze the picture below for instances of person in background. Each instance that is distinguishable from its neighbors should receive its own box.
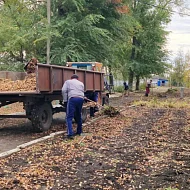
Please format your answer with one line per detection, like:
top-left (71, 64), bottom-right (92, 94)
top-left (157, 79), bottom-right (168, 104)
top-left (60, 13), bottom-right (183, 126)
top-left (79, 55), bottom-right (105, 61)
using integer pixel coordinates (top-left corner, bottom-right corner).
top-left (86, 92), bottom-right (99, 117)
top-left (109, 72), bottom-right (114, 94)
top-left (109, 73), bottom-right (114, 86)
top-left (123, 82), bottom-right (129, 97)
top-left (62, 74), bottom-right (84, 139)
top-left (145, 80), bottom-right (152, 97)
top-left (104, 77), bottom-right (110, 91)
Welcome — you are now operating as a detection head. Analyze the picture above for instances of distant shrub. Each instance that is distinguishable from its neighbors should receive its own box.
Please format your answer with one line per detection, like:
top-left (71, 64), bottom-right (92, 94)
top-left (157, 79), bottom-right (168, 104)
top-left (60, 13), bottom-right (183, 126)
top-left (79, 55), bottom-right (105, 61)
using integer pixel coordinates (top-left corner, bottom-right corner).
top-left (167, 88), bottom-right (178, 93)
top-left (114, 86), bottom-right (124, 93)
top-left (0, 62), bottom-right (24, 72)
top-left (140, 83), bottom-right (146, 90)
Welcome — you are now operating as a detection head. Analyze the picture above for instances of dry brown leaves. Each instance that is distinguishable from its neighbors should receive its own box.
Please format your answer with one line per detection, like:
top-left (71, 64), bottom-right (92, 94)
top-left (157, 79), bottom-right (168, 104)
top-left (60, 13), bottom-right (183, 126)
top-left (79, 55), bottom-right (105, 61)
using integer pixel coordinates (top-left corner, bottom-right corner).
top-left (83, 101), bottom-right (98, 108)
top-left (0, 73), bottom-right (36, 92)
top-left (24, 58), bottom-right (38, 74)
top-left (0, 95), bottom-right (190, 189)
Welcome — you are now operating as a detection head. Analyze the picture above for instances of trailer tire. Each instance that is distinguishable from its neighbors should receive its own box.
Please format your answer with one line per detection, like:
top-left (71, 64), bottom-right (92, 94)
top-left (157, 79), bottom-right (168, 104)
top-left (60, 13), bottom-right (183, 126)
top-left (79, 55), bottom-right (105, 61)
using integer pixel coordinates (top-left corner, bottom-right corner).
top-left (74, 108), bottom-right (87, 123)
top-left (31, 102), bottom-right (53, 132)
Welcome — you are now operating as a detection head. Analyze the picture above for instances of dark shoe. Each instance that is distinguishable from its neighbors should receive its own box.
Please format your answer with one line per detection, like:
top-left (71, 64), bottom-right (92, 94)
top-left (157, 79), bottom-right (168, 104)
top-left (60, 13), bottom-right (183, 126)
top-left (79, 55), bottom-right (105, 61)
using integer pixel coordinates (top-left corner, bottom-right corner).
top-left (74, 133), bottom-right (81, 136)
top-left (67, 135), bottom-right (74, 140)
top-left (76, 133), bottom-right (86, 137)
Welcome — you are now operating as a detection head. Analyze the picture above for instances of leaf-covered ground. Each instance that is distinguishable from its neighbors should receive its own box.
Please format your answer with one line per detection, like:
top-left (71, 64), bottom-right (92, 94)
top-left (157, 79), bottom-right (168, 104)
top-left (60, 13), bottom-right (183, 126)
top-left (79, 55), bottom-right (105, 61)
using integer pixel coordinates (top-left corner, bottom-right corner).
top-left (0, 89), bottom-right (190, 190)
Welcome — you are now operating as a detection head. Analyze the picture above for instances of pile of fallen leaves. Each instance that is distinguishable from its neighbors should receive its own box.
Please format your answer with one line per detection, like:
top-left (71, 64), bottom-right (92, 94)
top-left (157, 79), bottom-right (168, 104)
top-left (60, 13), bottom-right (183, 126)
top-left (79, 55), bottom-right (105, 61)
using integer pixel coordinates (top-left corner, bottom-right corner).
top-left (83, 101), bottom-right (98, 108)
top-left (101, 105), bottom-right (120, 117)
top-left (0, 58), bottom-right (38, 92)
top-left (24, 58), bottom-right (38, 74)
top-left (0, 73), bottom-right (36, 91)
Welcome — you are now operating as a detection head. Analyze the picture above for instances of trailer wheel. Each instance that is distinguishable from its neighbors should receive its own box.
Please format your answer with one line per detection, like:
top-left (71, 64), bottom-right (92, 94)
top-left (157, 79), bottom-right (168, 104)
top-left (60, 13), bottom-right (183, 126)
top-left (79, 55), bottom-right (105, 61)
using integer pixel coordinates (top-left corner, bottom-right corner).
top-left (74, 108), bottom-right (87, 123)
top-left (31, 102), bottom-right (53, 132)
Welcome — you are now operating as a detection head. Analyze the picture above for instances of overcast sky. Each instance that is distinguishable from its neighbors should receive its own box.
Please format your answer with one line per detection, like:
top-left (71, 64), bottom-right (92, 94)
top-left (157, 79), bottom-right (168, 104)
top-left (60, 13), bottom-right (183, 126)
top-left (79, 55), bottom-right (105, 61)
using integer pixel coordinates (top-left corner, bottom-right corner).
top-left (166, 10), bottom-right (190, 60)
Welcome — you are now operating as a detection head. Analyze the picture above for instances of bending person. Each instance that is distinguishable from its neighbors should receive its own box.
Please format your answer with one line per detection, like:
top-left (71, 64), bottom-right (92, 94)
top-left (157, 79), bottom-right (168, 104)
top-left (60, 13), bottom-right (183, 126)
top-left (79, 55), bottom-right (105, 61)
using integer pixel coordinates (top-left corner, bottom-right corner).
top-left (62, 74), bottom-right (84, 139)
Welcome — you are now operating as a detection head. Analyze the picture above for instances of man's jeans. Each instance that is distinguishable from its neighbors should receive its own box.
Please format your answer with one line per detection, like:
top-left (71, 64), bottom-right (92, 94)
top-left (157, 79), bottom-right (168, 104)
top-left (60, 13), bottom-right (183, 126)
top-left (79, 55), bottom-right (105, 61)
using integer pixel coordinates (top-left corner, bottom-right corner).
top-left (66, 97), bottom-right (84, 136)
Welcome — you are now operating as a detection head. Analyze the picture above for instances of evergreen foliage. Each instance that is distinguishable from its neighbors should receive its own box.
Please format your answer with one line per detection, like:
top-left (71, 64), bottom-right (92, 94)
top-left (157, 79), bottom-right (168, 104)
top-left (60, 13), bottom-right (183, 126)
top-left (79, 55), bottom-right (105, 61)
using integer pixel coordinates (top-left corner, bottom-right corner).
top-left (0, 0), bottom-right (47, 65)
top-left (0, 0), bottom-right (188, 84)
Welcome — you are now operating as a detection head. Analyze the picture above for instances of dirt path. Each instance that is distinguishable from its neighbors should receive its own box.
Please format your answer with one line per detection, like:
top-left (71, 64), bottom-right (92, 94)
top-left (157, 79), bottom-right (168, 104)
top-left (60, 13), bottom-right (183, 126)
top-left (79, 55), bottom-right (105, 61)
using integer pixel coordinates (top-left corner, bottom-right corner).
top-left (0, 114), bottom-right (66, 153)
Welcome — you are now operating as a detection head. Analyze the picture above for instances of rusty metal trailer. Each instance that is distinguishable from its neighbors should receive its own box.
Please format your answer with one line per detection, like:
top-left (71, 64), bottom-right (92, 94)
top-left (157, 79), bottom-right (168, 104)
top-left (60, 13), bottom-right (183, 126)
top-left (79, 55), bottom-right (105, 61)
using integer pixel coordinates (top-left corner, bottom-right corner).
top-left (0, 63), bottom-right (107, 131)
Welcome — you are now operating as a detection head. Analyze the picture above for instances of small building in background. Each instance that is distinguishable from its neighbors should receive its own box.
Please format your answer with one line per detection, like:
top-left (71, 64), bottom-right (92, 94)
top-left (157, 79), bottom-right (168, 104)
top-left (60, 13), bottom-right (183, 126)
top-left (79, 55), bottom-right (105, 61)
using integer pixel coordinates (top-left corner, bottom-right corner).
top-left (152, 76), bottom-right (169, 87)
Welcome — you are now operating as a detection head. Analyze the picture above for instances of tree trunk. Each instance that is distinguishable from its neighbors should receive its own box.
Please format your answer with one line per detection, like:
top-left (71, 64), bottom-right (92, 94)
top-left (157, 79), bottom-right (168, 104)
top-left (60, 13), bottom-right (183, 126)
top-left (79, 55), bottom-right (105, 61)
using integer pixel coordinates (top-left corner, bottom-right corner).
top-left (128, 68), bottom-right (134, 91)
top-left (135, 75), bottom-right (140, 90)
top-left (20, 46), bottom-right (24, 63)
top-left (128, 35), bottom-right (137, 91)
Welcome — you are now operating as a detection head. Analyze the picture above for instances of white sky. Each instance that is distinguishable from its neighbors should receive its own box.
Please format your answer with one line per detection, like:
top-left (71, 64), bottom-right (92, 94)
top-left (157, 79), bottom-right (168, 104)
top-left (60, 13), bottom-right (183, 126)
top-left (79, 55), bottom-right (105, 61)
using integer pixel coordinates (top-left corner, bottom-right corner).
top-left (166, 10), bottom-right (190, 60)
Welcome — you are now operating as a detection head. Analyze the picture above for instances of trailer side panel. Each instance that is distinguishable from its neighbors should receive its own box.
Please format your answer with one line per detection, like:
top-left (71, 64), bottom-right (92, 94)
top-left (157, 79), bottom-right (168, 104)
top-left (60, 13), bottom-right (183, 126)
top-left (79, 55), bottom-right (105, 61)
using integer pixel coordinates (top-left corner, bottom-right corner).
top-left (37, 64), bottom-right (104, 93)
